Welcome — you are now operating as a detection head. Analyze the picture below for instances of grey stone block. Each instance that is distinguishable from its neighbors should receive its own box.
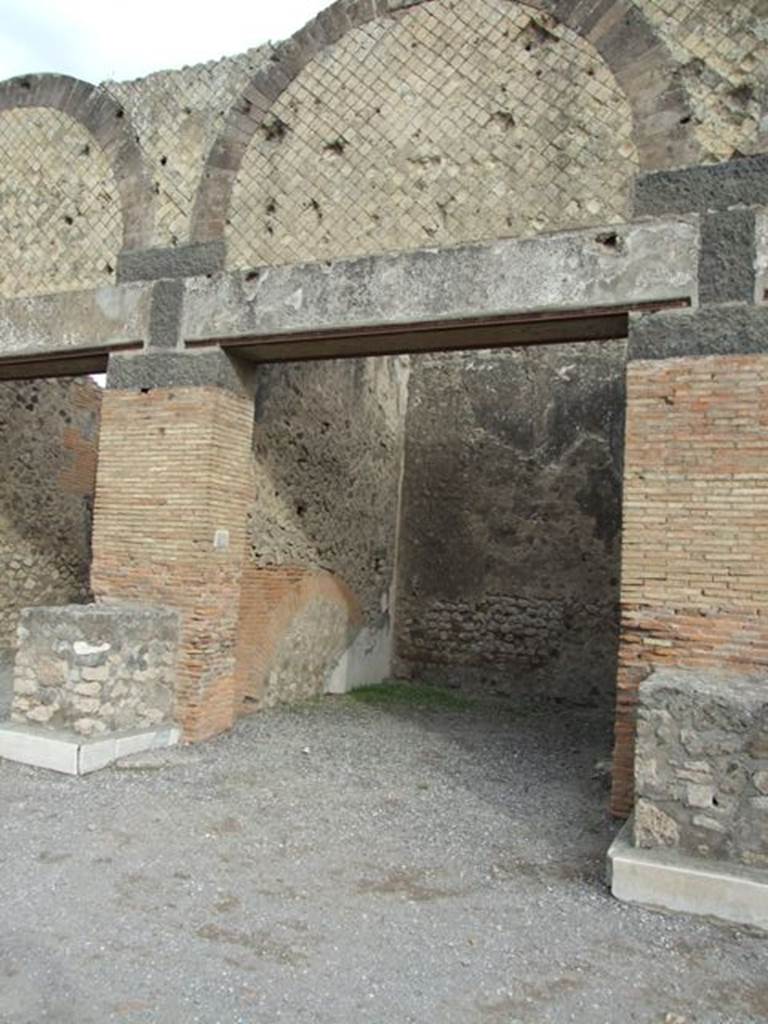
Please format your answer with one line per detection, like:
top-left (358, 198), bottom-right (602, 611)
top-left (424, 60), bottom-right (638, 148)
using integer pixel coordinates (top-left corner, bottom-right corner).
top-left (634, 156), bottom-right (768, 216)
top-left (12, 603), bottom-right (180, 737)
top-left (634, 669), bottom-right (768, 869)
top-left (628, 306), bottom-right (768, 361)
top-left (0, 721), bottom-right (180, 775)
top-left (116, 241), bottom-right (226, 283)
top-left (106, 349), bottom-right (257, 396)
top-left (608, 817), bottom-right (768, 934)
top-left (699, 208), bottom-right (756, 305)
top-left (148, 279), bottom-right (185, 350)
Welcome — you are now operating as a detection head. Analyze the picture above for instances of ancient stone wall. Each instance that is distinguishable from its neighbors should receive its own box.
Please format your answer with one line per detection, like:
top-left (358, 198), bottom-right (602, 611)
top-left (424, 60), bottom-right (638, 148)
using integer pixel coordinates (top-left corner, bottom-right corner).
top-left (226, 0), bottom-right (637, 269)
top-left (240, 356), bottom-right (409, 705)
top-left (634, 669), bottom-right (768, 870)
top-left (0, 377), bottom-right (101, 712)
top-left (1, 0), bottom-right (764, 298)
top-left (396, 342), bottom-right (626, 701)
top-left (0, 107), bottom-right (122, 299)
top-left (11, 604), bottom-right (179, 737)
top-left (636, 0), bottom-right (767, 161)
top-left (105, 49), bottom-right (272, 250)
top-left (249, 357), bottom-right (408, 617)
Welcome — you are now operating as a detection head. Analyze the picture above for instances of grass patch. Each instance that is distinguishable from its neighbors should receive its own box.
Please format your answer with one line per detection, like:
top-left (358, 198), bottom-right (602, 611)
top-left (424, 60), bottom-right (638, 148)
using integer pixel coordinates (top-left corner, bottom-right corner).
top-left (347, 681), bottom-right (474, 710)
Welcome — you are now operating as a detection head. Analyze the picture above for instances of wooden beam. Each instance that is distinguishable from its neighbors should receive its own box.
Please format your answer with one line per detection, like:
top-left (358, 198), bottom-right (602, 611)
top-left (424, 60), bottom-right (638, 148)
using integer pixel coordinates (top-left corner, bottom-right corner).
top-left (0, 341), bottom-right (142, 382)
top-left (186, 299), bottom-right (688, 364)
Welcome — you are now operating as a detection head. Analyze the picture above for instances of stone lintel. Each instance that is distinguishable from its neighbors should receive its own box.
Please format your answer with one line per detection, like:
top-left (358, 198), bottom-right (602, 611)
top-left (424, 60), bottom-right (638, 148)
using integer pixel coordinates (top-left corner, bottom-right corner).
top-left (183, 218), bottom-right (699, 343)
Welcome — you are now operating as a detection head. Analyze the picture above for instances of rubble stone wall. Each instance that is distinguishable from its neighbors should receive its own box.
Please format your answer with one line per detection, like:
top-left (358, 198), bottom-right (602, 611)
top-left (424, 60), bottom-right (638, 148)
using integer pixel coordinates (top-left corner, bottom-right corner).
top-left (634, 669), bottom-right (768, 870)
top-left (1, 0), bottom-right (764, 297)
top-left (0, 377), bottom-right (101, 716)
top-left (10, 603), bottom-right (179, 737)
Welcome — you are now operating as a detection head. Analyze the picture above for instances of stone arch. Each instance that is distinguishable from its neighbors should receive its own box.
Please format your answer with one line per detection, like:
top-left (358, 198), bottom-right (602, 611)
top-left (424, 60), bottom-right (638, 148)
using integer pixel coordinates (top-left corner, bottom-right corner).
top-left (190, 0), bottom-right (698, 245)
top-left (0, 74), bottom-right (153, 251)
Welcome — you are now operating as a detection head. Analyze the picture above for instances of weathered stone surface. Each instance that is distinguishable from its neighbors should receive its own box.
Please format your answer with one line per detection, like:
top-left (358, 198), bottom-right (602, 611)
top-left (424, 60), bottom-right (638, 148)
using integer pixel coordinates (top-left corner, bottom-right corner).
top-left (698, 208), bottom-right (756, 306)
top-left (249, 356), bottom-right (409, 621)
top-left (225, 0), bottom-right (637, 271)
top-left (628, 306), bottom-right (768, 362)
top-left (0, 106), bottom-right (123, 300)
top-left (117, 242), bottom-right (226, 284)
top-left (0, 283), bottom-right (151, 359)
top-left (147, 279), bottom-right (185, 350)
top-left (634, 799), bottom-right (680, 848)
top-left (106, 349), bottom-right (257, 396)
top-left (395, 341), bottom-right (625, 700)
top-left (0, 378), bottom-right (101, 678)
top-left (634, 669), bottom-right (768, 868)
top-left (184, 219), bottom-right (698, 345)
top-left (755, 208), bottom-right (768, 303)
top-left (11, 604), bottom-right (180, 735)
top-left (634, 156), bottom-right (768, 217)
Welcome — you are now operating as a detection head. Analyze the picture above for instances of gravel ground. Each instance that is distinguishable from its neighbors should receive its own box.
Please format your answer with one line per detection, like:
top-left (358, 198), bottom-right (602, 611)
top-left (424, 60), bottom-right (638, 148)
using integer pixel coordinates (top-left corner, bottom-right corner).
top-left (0, 691), bottom-right (765, 1024)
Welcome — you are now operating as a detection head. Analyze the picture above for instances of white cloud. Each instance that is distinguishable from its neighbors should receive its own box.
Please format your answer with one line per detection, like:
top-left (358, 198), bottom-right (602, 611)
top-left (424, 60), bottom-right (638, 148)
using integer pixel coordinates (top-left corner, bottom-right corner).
top-left (0, 0), bottom-right (327, 83)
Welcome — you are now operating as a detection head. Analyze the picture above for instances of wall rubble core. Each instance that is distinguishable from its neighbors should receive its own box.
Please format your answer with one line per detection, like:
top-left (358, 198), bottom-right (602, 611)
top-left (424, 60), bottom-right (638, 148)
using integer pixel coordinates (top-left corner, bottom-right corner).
top-left (395, 341), bottom-right (625, 701)
top-left (0, 377), bottom-right (101, 715)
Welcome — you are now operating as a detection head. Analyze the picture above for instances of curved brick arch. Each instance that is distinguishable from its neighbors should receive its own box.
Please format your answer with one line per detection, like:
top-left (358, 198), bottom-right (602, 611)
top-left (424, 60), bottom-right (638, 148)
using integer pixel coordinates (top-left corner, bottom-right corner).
top-left (0, 74), bottom-right (153, 250)
top-left (234, 565), bottom-right (363, 713)
top-left (190, 0), bottom-right (699, 245)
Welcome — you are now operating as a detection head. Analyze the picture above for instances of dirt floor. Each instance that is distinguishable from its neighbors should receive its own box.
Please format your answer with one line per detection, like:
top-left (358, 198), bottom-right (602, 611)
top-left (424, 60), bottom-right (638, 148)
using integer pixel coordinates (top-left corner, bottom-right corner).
top-left (0, 685), bottom-right (765, 1024)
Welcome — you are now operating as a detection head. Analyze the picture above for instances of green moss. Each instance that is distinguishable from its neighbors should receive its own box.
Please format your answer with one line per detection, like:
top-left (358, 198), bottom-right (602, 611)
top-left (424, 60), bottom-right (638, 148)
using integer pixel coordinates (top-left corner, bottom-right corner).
top-left (347, 681), bottom-right (474, 710)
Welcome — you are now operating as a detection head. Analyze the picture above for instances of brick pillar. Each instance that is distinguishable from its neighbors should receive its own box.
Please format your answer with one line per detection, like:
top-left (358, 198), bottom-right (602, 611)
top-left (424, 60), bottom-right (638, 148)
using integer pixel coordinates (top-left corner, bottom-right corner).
top-left (611, 351), bottom-right (768, 816)
top-left (91, 358), bottom-right (255, 741)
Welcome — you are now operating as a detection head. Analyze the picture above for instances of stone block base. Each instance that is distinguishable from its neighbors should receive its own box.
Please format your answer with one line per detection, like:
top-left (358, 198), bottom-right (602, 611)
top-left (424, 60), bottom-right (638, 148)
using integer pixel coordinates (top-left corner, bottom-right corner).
top-left (608, 818), bottom-right (768, 933)
top-left (11, 603), bottom-right (179, 736)
top-left (0, 722), bottom-right (180, 775)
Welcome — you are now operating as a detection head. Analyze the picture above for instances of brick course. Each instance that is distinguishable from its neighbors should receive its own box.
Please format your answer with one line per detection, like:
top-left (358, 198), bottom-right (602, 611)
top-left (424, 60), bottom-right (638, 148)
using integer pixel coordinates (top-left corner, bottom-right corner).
top-left (611, 354), bottom-right (768, 817)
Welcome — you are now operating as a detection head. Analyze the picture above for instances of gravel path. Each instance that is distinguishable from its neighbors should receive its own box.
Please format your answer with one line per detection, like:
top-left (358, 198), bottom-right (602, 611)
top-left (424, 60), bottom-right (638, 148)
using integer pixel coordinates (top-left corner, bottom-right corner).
top-left (0, 692), bottom-right (765, 1024)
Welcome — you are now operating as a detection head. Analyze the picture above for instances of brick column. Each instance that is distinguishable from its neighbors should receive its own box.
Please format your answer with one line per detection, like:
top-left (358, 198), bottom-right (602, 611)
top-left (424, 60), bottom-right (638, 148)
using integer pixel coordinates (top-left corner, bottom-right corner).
top-left (611, 352), bottom-right (768, 816)
top-left (91, 354), bottom-right (255, 741)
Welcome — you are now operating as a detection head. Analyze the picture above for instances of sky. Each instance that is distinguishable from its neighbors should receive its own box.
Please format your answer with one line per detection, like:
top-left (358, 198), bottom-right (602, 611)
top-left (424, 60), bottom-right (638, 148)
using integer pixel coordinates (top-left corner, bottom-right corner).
top-left (0, 0), bottom-right (328, 83)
